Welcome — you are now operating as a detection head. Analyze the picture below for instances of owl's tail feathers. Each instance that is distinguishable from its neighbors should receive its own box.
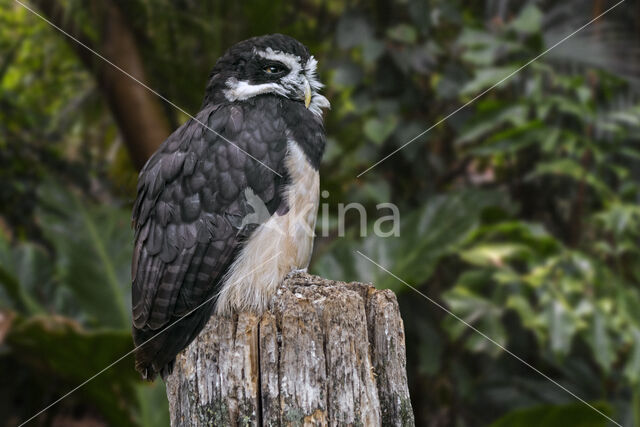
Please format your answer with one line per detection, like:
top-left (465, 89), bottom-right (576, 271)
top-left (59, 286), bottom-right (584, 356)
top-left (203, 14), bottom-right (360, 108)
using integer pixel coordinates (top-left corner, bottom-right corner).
top-left (132, 301), bottom-right (215, 381)
top-left (133, 327), bottom-right (171, 381)
top-left (134, 357), bottom-right (174, 381)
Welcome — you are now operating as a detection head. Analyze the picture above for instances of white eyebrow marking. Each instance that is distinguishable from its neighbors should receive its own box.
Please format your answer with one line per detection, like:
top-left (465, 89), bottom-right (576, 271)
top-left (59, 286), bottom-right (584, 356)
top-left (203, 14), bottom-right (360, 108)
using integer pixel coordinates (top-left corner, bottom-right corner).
top-left (255, 47), bottom-right (303, 74)
top-left (224, 48), bottom-right (330, 118)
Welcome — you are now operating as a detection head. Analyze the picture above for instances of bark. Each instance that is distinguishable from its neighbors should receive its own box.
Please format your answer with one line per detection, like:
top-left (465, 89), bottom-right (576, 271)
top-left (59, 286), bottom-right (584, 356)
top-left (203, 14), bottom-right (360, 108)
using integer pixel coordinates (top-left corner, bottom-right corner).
top-left (165, 272), bottom-right (414, 426)
top-left (33, 0), bottom-right (170, 169)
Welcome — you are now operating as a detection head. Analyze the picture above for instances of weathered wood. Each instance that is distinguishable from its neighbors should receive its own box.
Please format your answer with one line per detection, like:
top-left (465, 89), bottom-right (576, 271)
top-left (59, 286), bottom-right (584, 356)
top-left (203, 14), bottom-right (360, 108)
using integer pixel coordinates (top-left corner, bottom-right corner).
top-left (165, 273), bottom-right (414, 426)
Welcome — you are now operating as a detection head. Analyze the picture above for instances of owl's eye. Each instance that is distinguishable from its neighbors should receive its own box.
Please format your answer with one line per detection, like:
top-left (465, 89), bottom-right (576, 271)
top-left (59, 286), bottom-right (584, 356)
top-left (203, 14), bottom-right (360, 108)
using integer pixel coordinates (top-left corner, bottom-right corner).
top-left (264, 64), bottom-right (287, 74)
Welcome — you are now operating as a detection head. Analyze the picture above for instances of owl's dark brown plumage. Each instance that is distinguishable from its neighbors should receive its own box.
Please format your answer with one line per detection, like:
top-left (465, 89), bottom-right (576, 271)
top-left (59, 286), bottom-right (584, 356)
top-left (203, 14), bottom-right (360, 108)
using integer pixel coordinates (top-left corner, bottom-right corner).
top-left (131, 34), bottom-right (328, 380)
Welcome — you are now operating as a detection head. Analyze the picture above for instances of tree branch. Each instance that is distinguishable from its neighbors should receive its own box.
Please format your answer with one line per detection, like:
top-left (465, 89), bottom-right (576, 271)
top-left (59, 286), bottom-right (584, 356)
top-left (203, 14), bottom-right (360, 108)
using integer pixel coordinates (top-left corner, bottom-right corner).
top-left (32, 0), bottom-right (171, 169)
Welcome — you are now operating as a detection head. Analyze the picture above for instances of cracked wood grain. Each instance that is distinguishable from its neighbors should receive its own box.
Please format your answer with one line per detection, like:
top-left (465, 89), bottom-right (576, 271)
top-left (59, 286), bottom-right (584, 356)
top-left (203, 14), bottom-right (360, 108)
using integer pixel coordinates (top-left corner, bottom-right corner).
top-left (165, 273), bottom-right (414, 426)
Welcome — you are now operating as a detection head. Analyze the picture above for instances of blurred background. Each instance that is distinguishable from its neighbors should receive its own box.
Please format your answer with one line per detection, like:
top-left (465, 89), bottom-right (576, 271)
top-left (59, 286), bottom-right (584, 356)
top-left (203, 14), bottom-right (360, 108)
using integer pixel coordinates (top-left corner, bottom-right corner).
top-left (1, 0), bottom-right (640, 426)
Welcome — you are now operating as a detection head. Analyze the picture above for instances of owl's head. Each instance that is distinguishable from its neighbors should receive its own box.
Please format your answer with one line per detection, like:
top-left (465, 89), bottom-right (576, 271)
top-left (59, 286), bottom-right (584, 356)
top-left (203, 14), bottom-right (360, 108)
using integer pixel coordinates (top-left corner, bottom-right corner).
top-left (204, 34), bottom-right (330, 117)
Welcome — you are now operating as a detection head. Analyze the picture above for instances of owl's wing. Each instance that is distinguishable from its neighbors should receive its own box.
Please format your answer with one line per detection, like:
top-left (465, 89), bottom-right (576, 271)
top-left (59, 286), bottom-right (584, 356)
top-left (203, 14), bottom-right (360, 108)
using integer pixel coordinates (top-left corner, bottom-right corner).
top-left (131, 101), bottom-right (288, 378)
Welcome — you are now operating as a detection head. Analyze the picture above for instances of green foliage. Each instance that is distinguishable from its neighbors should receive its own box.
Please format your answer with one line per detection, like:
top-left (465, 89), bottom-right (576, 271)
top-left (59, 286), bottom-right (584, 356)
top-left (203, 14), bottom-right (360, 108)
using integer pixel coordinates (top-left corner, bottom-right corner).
top-left (6, 315), bottom-right (138, 426)
top-left (37, 182), bottom-right (132, 328)
top-left (0, 183), bottom-right (166, 426)
top-left (3, 0), bottom-right (640, 425)
top-left (312, 1), bottom-right (640, 425)
top-left (0, 235), bottom-right (49, 314)
top-left (490, 402), bottom-right (611, 427)
top-left (313, 189), bottom-right (507, 292)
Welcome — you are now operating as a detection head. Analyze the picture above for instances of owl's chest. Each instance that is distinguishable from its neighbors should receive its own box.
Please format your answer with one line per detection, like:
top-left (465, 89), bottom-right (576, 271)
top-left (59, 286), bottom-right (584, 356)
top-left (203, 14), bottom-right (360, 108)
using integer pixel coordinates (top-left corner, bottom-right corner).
top-left (248, 139), bottom-right (319, 269)
top-left (280, 139), bottom-right (320, 247)
top-left (214, 140), bottom-right (319, 314)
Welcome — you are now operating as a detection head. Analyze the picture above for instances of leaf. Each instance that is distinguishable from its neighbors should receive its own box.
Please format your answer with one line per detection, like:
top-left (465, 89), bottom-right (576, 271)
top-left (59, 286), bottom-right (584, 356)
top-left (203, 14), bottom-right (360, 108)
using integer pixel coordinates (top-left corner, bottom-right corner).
top-left (508, 4), bottom-right (543, 35)
top-left (590, 310), bottom-right (614, 373)
top-left (331, 61), bottom-right (363, 88)
top-left (359, 179), bottom-right (392, 204)
top-left (374, 190), bottom-right (507, 290)
top-left (624, 328), bottom-right (640, 384)
top-left (460, 243), bottom-right (529, 267)
top-left (470, 221), bottom-right (560, 255)
top-left (312, 190), bottom-right (509, 293)
top-left (461, 66), bottom-right (519, 96)
top-left (594, 203), bottom-right (640, 238)
top-left (0, 231), bottom-right (47, 314)
top-left (506, 295), bottom-right (544, 341)
top-left (37, 181), bottom-right (132, 328)
top-left (336, 14), bottom-right (374, 49)
top-left (443, 286), bottom-right (506, 356)
top-left (386, 24), bottom-right (417, 44)
top-left (548, 300), bottom-right (576, 357)
top-left (608, 110), bottom-right (640, 127)
top-left (456, 105), bottom-right (529, 145)
top-left (528, 159), bottom-right (613, 198)
top-left (461, 46), bottom-right (501, 66)
top-left (363, 116), bottom-right (398, 145)
top-left (362, 39), bottom-right (385, 64)
top-left (490, 402), bottom-right (612, 427)
top-left (6, 314), bottom-right (140, 427)
top-left (457, 29), bottom-right (503, 49)
top-left (457, 29), bottom-right (521, 66)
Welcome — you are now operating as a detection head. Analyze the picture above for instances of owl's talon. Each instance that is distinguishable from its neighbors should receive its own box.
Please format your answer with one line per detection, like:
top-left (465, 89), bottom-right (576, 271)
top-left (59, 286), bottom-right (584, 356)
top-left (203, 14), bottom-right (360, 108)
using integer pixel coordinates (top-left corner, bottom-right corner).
top-left (286, 268), bottom-right (307, 279)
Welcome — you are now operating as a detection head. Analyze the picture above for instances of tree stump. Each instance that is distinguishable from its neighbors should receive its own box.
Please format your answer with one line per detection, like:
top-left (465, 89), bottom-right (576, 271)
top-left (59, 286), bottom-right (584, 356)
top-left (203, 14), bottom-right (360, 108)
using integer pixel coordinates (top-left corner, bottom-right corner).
top-left (165, 272), bottom-right (414, 426)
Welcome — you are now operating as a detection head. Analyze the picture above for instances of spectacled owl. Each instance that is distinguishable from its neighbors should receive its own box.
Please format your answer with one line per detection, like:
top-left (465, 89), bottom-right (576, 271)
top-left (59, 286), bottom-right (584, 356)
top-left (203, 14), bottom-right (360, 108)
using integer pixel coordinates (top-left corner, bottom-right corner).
top-left (131, 34), bottom-right (329, 380)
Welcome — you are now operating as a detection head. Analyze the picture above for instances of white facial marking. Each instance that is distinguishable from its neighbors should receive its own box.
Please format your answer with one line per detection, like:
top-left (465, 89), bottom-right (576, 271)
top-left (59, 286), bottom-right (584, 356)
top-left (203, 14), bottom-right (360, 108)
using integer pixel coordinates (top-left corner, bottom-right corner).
top-left (257, 48), bottom-right (303, 76)
top-left (223, 77), bottom-right (287, 102)
top-left (222, 48), bottom-right (330, 118)
top-left (303, 55), bottom-right (330, 117)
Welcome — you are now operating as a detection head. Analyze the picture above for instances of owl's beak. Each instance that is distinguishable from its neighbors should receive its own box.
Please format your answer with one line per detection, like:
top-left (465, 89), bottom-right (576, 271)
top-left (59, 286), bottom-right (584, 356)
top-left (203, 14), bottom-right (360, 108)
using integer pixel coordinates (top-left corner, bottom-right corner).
top-left (303, 77), bottom-right (311, 108)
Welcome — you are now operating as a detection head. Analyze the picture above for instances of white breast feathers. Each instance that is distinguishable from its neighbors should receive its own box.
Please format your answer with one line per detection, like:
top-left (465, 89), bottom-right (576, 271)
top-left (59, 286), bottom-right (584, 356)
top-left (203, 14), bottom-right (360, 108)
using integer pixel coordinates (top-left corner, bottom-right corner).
top-left (215, 141), bottom-right (319, 315)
